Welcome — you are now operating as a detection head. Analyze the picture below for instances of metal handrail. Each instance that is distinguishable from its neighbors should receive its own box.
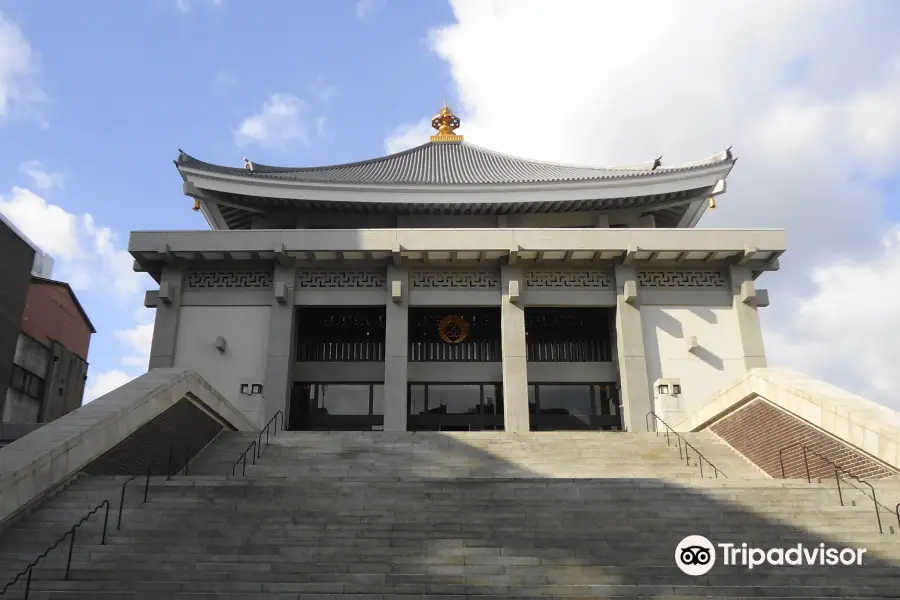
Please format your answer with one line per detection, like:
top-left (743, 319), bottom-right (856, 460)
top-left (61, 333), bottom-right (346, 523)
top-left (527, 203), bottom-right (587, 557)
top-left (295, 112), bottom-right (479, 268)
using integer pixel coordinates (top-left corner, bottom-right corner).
top-left (777, 442), bottom-right (883, 534)
top-left (256, 410), bottom-right (284, 459)
top-left (229, 410), bottom-right (284, 476)
top-left (118, 442), bottom-right (194, 532)
top-left (0, 500), bottom-right (110, 598)
top-left (230, 440), bottom-right (257, 476)
top-left (645, 411), bottom-right (727, 479)
top-left (896, 502), bottom-right (899, 533)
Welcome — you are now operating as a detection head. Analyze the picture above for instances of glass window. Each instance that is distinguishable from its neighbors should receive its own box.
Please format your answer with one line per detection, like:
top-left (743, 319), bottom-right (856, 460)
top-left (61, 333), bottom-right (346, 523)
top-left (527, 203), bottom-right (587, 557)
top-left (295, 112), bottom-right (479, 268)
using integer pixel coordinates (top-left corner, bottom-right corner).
top-left (528, 385), bottom-right (537, 414)
top-left (433, 385), bottom-right (468, 414)
top-left (409, 384), bottom-right (426, 416)
top-left (538, 385), bottom-right (593, 422)
top-left (427, 385), bottom-right (481, 415)
top-left (372, 385), bottom-right (385, 416)
top-left (482, 385), bottom-right (500, 416)
top-left (317, 384), bottom-right (370, 415)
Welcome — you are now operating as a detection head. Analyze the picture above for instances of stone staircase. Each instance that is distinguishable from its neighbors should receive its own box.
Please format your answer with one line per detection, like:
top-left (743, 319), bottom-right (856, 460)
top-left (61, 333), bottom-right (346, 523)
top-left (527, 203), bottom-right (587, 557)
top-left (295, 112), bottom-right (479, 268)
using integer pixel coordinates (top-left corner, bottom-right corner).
top-left (1, 431), bottom-right (898, 599)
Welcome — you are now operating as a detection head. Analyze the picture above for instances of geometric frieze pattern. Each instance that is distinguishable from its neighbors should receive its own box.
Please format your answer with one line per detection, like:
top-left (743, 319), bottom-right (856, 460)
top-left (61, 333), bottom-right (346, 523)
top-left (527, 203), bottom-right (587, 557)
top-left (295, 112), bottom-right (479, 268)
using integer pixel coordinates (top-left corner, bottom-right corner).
top-left (524, 270), bottom-right (614, 289)
top-left (185, 270), bottom-right (273, 289)
top-left (411, 270), bottom-right (500, 289)
top-left (296, 270), bottom-right (386, 289)
top-left (637, 270), bottom-right (728, 289)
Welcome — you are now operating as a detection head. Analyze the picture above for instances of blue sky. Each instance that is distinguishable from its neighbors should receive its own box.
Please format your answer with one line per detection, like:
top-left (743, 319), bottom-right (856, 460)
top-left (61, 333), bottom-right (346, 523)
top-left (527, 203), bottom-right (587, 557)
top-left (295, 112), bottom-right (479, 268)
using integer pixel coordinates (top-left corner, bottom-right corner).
top-left (2, 0), bottom-right (900, 407)
top-left (0, 0), bottom-right (458, 398)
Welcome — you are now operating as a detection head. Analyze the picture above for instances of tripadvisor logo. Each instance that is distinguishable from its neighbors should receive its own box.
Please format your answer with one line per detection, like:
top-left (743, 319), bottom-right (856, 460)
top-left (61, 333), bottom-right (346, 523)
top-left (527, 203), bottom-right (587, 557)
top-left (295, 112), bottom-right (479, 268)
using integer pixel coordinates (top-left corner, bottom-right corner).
top-left (675, 535), bottom-right (867, 575)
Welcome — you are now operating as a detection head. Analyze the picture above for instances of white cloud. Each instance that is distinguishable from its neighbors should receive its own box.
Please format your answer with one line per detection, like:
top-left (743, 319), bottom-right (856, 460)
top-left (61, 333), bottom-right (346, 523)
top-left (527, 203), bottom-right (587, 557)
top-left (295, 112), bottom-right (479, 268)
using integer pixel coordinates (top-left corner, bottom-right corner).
top-left (19, 160), bottom-right (64, 190)
top-left (385, 119), bottom-right (432, 154)
top-left (0, 11), bottom-right (45, 118)
top-left (767, 226), bottom-right (900, 407)
top-left (234, 94), bottom-right (310, 148)
top-left (115, 321), bottom-right (154, 368)
top-left (0, 186), bottom-right (82, 258)
top-left (356, 0), bottom-right (384, 19)
top-left (415, 0), bottom-right (900, 407)
top-left (84, 370), bottom-right (137, 403)
top-left (0, 186), bottom-right (148, 298)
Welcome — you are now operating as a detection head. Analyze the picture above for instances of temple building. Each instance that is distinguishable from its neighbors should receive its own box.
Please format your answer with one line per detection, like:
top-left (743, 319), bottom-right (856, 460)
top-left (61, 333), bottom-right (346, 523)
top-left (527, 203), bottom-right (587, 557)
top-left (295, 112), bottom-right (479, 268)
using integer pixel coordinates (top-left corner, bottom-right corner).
top-left (130, 106), bottom-right (784, 433)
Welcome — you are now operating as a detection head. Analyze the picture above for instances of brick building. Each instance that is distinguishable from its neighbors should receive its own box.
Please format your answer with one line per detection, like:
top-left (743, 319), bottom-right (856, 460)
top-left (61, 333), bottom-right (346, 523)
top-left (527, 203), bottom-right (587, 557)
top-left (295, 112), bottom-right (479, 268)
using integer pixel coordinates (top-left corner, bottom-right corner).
top-left (0, 217), bottom-right (95, 443)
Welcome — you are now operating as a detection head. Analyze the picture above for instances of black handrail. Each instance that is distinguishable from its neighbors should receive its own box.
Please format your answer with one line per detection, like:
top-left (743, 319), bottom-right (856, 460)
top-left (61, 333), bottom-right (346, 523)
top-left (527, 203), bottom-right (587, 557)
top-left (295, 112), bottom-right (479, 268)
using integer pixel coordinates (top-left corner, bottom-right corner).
top-left (231, 440), bottom-right (257, 476)
top-left (645, 411), bottom-right (726, 479)
top-left (0, 499), bottom-right (110, 598)
top-left (229, 410), bottom-right (284, 476)
top-left (256, 410), bottom-right (284, 459)
top-left (777, 442), bottom-right (883, 534)
top-left (896, 502), bottom-right (899, 534)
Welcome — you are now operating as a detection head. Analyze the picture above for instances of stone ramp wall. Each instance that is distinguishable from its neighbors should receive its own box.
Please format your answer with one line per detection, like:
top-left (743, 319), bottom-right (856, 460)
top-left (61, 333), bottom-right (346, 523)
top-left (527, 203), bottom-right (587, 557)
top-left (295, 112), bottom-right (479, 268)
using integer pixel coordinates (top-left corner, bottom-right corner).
top-left (0, 368), bottom-right (256, 528)
top-left (675, 368), bottom-right (900, 480)
top-left (710, 398), bottom-right (895, 480)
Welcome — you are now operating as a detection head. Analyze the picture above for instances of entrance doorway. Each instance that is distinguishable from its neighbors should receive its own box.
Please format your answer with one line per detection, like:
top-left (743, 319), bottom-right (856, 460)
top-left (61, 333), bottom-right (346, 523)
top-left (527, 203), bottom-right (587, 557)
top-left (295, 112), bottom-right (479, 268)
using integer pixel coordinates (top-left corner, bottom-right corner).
top-left (288, 383), bottom-right (384, 431)
top-left (528, 383), bottom-right (621, 430)
top-left (408, 383), bottom-right (504, 431)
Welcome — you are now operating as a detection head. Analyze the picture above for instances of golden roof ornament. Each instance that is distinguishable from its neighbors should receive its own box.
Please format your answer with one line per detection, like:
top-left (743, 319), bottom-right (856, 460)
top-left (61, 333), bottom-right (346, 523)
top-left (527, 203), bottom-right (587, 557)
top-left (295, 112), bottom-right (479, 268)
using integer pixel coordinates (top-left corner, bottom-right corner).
top-left (430, 104), bottom-right (463, 142)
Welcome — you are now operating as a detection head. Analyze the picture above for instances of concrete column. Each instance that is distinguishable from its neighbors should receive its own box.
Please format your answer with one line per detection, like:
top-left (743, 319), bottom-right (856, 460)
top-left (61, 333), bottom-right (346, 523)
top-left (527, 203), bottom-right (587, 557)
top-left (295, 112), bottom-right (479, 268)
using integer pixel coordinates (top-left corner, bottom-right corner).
top-left (383, 265), bottom-right (409, 431)
top-left (263, 263), bottom-right (297, 427)
top-left (148, 265), bottom-right (185, 370)
top-left (500, 265), bottom-right (529, 433)
top-left (729, 265), bottom-right (767, 370)
top-left (613, 265), bottom-right (652, 432)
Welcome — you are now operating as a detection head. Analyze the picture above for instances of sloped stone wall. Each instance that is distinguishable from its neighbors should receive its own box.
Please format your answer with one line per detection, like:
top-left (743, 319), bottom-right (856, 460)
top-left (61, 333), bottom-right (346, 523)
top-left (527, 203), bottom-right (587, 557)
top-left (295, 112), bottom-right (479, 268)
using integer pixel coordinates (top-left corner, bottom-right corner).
top-left (711, 398), bottom-right (896, 480)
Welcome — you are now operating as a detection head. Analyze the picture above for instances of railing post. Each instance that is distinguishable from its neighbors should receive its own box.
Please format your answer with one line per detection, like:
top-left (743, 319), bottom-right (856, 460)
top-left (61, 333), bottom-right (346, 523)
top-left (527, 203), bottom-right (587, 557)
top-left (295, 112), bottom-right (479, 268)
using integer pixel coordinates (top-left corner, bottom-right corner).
top-left (895, 502), bottom-right (900, 534)
top-left (184, 446), bottom-right (190, 476)
top-left (101, 501), bottom-right (109, 545)
top-left (166, 445), bottom-right (173, 481)
top-left (868, 485), bottom-right (883, 534)
top-left (242, 451), bottom-right (248, 476)
top-left (117, 479), bottom-right (128, 530)
top-left (834, 466), bottom-right (843, 506)
top-left (143, 467), bottom-right (151, 503)
top-left (65, 529), bottom-right (75, 580)
top-left (802, 447), bottom-right (811, 483)
top-left (25, 567), bottom-right (32, 600)
top-left (699, 457), bottom-right (704, 478)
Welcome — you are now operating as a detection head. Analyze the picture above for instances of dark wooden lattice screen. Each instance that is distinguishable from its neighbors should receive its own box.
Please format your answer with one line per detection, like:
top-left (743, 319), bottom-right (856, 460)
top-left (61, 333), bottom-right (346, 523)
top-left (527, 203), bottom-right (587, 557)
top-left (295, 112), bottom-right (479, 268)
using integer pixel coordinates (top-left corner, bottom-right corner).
top-left (525, 308), bottom-right (613, 362)
top-left (408, 307), bottom-right (501, 362)
top-left (296, 307), bottom-right (386, 362)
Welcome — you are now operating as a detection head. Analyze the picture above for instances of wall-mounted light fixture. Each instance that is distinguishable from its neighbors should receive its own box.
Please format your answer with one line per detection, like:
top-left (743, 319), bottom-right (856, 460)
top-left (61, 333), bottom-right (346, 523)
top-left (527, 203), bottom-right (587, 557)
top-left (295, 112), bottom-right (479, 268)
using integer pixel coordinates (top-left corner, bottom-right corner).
top-left (214, 336), bottom-right (227, 353)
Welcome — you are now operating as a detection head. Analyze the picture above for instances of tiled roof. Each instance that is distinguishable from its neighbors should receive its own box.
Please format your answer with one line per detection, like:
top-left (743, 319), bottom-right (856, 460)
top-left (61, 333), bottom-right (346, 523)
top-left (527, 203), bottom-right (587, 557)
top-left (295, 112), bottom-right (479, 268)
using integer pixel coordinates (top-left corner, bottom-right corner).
top-left (176, 142), bottom-right (733, 186)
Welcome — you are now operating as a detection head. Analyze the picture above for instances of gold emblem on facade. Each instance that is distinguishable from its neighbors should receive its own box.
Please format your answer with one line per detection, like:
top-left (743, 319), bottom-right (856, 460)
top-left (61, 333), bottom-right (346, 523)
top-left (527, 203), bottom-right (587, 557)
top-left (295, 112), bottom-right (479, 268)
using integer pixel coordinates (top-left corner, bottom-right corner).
top-left (439, 315), bottom-right (470, 344)
top-left (430, 104), bottom-right (464, 142)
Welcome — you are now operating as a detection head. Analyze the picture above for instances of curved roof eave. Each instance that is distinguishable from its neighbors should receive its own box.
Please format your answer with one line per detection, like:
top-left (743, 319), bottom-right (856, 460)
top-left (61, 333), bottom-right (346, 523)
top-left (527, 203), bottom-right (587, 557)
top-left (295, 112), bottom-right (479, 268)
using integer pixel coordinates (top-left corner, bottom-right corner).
top-left (178, 161), bottom-right (733, 205)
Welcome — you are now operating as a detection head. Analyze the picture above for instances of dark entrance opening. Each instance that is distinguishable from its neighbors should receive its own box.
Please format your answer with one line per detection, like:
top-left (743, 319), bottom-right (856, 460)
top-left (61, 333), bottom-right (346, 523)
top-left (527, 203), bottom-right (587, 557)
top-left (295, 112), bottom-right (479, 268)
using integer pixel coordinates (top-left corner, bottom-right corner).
top-left (290, 306), bottom-right (387, 431)
top-left (408, 383), bottom-right (504, 431)
top-left (524, 307), bottom-right (620, 430)
top-left (528, 383), bottom-right (621, 430)
top-left (289, 383), bottom-right (384, 431)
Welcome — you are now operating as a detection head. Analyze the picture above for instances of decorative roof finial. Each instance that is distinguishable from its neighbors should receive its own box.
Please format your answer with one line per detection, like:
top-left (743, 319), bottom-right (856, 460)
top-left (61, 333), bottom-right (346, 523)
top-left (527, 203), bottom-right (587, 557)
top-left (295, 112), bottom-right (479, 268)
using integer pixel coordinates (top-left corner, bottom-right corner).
top-left (430, 104), bottom-right (463, 142)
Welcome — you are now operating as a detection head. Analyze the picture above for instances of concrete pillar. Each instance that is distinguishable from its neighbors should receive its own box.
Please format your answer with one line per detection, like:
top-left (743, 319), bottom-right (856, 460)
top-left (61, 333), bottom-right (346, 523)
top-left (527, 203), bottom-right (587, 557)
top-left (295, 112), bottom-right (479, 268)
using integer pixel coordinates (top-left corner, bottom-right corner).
top-left (500, 265), bottom-right (529, 433)
top-left (148, 265), bottom-right (185, 370)
top-left (383, 265), bottom-right (409, 431)
top-left (263, 263), bottom-right (297, 427)
top-left (729, 265), bottom-right (767, 370)
top-left (613, 265), bottom-right (652, 432)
